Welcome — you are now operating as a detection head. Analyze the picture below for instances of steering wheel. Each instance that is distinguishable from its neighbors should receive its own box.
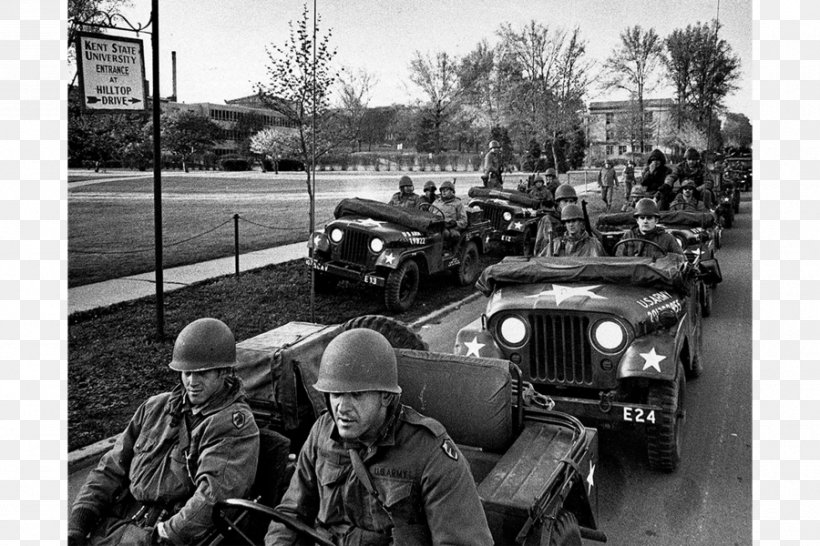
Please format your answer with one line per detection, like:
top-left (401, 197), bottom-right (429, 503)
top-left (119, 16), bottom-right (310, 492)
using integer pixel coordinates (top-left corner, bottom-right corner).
top-left (612, 238), bottom-right (668, 257)
top-left (417, 202), bottom-right (447, 224)
top-left (212, 499), bottom-right (335, 546)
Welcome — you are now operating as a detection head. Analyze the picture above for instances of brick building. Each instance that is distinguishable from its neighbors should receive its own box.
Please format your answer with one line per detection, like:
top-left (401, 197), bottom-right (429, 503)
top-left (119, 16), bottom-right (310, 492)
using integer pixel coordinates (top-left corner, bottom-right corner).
top-left (585, 98), bottom-right (676, 163)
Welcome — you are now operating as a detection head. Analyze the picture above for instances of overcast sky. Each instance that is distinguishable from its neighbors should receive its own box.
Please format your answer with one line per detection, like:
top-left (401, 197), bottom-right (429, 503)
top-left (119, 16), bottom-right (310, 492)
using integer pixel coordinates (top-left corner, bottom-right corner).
top-left (110, 0), bottom-right (753, 116)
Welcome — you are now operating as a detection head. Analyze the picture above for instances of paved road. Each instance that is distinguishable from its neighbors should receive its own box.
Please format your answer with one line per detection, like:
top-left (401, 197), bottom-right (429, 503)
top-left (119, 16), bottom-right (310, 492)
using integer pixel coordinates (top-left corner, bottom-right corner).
top-left (417, 195), bottom-right (753, 545)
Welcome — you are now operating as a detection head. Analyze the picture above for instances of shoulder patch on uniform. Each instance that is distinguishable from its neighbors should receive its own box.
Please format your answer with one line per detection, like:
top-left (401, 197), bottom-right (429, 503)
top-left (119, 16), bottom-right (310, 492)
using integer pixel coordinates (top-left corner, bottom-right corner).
top-left (232, 410), bottom-right (247, 430)
top-left (441, 438), bottom-right (458, 461)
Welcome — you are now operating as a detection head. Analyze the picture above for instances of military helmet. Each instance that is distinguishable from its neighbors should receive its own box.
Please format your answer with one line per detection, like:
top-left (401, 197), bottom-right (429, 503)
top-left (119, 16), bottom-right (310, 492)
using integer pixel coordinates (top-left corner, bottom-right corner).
top-left (489, 140), bottom-right (500, 150)
top-left (553, 183), bottom-right (577, 202)
top-left (630, 185), bottom-right (646, 199)
top-left (560, 203), bottom-right (584, 222)
top-left (633, 198), bottom-right (660, 218)
top-left (314, 329), bottom-right (401, 394)
top-left (681, 178), bottom-right (697, 189)
top-left (533, 175), bottom-right (545, 185)
top-left (545, 167), bottom-right (557, 177)
top-left (440, 180), bottom-right (455, 191)
top-left (169, 318), bottom-right (236, 372)
top-left (423, 180), bottom-right (436, 191)
top-left (683, 147), bottom-right (700, 161)
top-left (399, 175), bottom-right (413, 188)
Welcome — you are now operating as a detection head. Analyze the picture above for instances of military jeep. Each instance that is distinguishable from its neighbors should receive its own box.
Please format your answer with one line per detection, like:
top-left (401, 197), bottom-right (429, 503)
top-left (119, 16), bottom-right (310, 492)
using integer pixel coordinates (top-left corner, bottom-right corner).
top-left (466, 187), bottom-right (549, 256)
top-left (724, 155), bottom-right (752, 194)
top-left (307, 198), bottom-right (491, 312)
top-left (203, 315), bottom-right (606, 545)
top-left (454, 254), bottom-right (704, 473)
top-left (596, 211), bottom-right (723, 317)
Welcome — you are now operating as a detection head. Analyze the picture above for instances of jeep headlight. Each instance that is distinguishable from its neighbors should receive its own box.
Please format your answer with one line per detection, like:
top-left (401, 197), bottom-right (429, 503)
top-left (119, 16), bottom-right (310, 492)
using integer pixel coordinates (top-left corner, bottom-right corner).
top-left (369, 237), bottom-right (384, 253)
top-left (330, 228), bottom-right (344, 243)
top-left (498, 315), bottom-right (528, 346)
top-left (503, 211), bottom-right (513, 221)
top-left (592, 320), bottom-right (626, 353)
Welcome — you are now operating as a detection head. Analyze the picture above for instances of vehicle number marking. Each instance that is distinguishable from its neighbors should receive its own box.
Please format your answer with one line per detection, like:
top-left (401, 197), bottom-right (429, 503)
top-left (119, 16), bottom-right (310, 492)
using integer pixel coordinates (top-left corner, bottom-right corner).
top-left (363, 274), bottom-right (380, 285)
top-left (623, 407), bottom-right (656, 423)
top-left (502, 235), bottom-right (514, 242)
top-left (306, 258), bottom-right (328, 272)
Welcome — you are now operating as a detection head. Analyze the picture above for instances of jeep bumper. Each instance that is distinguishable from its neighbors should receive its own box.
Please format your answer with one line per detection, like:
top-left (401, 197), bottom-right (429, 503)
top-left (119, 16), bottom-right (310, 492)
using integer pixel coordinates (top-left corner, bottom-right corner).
top-left (542, 395), bottom-right (676, 427)
top-left (305, 257), bottom-right (385, 287)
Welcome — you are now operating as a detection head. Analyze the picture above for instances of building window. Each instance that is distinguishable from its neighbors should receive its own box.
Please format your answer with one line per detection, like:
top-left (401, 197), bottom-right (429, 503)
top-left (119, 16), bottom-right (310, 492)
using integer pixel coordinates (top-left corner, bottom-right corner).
top-left (619, 145), bottom-right (628, 155)
top-left (606, 145), bottom-right (614, 155)
top-left (605, 113), bottom-right (614, 125)
top-left (605, 130), bottom-right (615, 141)
top-left (644, 111), bottom-right (654, 124)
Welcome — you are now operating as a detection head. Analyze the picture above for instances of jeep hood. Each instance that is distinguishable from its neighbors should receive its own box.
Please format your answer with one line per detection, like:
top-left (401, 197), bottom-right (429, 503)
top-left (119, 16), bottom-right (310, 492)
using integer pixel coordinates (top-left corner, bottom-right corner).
top-left (327, 216), bottom-right (436, 244)
top-left (484, 282), bottom-right (686, 328)
top-left (334, 197), bottom-right (444, 233)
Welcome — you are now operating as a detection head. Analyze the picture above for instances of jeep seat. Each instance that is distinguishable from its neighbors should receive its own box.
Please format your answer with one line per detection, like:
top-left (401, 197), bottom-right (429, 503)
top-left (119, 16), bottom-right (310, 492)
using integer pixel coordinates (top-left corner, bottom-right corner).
top-left (395, 349), bottom-right (519, 482)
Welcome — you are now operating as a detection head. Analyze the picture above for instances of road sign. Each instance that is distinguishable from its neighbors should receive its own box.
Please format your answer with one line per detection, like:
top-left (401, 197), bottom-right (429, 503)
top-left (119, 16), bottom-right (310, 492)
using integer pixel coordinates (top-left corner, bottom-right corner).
top-left (76, 31), bottom-right (147, 112)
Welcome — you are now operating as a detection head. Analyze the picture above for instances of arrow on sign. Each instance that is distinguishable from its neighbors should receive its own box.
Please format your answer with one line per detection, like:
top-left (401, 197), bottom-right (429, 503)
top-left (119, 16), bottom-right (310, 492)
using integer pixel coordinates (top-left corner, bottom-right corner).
top-left (86, 96), bottom-right (100, 104)
top-left (128, 98), bottom-right (142, 104)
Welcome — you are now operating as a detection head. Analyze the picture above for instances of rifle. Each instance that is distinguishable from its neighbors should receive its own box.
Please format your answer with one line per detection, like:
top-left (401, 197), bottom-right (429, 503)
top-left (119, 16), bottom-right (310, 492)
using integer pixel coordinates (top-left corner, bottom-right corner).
top-left (546, 222), bottom-right (554, 257)
top-left (581, 199), bottom-right (593, 235)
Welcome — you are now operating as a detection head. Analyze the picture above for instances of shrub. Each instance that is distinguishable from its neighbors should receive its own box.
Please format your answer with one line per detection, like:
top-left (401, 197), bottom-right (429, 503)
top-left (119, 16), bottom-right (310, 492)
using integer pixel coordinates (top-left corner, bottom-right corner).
top-left (220, 157), bottom-right (249, 171)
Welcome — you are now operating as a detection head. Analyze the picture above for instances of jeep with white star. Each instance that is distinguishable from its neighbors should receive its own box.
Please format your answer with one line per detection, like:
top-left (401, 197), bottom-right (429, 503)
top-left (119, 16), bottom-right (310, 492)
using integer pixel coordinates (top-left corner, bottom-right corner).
top-left (454, 253), bottom-right (703, 472)
top-left (203, 315), bottom-right (607, 545)
top-left (307, 197), bottom-right (492, 312)
top-left (466, 186), bottom-right (549, 256)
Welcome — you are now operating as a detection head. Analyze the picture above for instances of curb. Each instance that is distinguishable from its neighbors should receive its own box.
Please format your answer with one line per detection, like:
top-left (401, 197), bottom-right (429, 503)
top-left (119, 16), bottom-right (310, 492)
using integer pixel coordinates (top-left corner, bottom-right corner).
top-left (68, 292), bottom-right (485, 471)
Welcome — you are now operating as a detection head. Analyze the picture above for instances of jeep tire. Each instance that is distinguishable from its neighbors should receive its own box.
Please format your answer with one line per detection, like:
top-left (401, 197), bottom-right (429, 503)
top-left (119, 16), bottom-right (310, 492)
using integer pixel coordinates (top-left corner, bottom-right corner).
top-left (456, 241), bottom-right (480, 286)
top-left (340, 314), bottom-right (428, 351)
top-left (547, 509), bottom-right (582, 546)
top-left (646, 370), bottom-right (685, 473)
top-left (384, 259), bottom-right (420, 312)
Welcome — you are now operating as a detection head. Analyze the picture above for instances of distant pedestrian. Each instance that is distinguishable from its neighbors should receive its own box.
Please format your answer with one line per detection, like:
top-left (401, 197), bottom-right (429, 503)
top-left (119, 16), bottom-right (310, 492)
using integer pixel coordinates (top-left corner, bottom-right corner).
top-left (623, 160), bottom-right (636, 202)
top-left (481, 140), bottom-right (504, 189)
top-left (598, 161), bottom-right (618, 211)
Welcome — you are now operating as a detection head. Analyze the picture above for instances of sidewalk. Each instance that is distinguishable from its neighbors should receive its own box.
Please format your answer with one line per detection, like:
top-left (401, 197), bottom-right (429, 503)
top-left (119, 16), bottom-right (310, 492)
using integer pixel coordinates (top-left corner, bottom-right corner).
top-left (68, 242), bottom-right (308, 315)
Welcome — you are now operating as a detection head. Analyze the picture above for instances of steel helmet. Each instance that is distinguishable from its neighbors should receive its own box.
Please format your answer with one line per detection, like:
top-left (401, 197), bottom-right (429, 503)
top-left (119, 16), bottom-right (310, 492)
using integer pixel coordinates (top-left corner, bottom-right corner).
top-left (399, 175), bottom-right (413, 188)
top-left (545, 168), bottom-right (557, 177)
top-left (681, 178), bottom-right (697, 189)
top-left (169, 318), bottom-right (236, 372)
top-left (633, 198), bottom-right (660, 217)
top-left (533, 175), bottom-right (545, 185)
top-left (423, 180), bottom-right (436, 191)
top-left (630, 185), bottom-right (646, 199)
top-left (683, 147), bottom-right (700, 161)
top-left (553, 183), bottom-right (577, 202)
top-left (489, 140), bottom-right (500, 150)
top-left (440, 180), bottom-right (455, 191)
top-left (314, 329), bottom-right (401, 394)
top-left (560, 203), bottom-right (584, 222)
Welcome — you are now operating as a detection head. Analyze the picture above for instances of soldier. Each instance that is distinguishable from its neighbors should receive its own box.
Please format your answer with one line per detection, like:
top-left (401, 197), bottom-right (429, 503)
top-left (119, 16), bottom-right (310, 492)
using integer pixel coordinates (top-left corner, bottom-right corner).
top-left (533, 183), bottom-right (579, 256)
top-left (68, 318), bottom-right (260, 546)
top-left (615, 198), bottom-right (684, 259)
top-left (662, 147), bottom-right (714, 210)
top-left (544, 167), bottom-right (560, 197)
top-left (265, 329), bottom-right (494, 546)
top-left (640, 149), bottom-right (673, 206)
top-left (387, 176), bottom-right (421, 209)
top-left (622, 185), bottom-right (647, 212)
top-left (420, 180), bottom-right (437, 205)
top-left (482, 140), bottom-right (503, 189)
top-left (669, 179), bottom-right (707, 211)
top-left (432, 180), bottom-right (467, 247)
top-left (527, 175), bottom-right (553, 208)
top-left (622, 160), bottom-right (636, 203)
top-left (597, 161), bottom-right (618, 212)
top-left (543, 204), bottom-right (606, 258)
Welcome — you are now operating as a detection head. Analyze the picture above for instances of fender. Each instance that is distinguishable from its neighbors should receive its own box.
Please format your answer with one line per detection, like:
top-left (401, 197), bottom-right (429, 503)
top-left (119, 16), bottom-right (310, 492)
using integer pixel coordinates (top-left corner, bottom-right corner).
top-left (375, 249), bottom-right (427, 270)
top-left (617, 333), bottom-right (679, 382)
top-left (454, 317), bottom-right (503, 359)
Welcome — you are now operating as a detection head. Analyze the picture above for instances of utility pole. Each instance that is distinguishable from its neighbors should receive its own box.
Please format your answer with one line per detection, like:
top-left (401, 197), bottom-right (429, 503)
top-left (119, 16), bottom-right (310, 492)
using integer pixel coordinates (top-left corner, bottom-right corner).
top-left (151, 0), bottom-right (164, 339)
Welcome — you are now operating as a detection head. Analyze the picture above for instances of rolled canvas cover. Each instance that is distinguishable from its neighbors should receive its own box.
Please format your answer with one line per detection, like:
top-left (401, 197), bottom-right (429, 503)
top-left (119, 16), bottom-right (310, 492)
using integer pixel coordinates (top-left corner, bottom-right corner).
top-left (333, 197), bottom-right (444, 233)
top-left (468, 186), bottom-right (542, 209)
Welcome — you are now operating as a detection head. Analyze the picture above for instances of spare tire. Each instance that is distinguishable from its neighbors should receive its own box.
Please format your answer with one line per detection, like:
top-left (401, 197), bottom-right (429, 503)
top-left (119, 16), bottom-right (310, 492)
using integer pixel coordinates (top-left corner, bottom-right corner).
top-left (340, 315), bottom-right (428, 351)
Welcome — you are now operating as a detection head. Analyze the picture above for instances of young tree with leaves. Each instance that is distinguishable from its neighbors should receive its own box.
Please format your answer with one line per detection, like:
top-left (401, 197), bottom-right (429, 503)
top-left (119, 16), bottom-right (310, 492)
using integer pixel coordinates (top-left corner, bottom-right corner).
top-left (249, 127), bottom-right (300, 173)
top-left (721, 112), bottom-right (752, 148)
top-left (602, 25), bottom-right (665, 153)
top-left (143, 110), bottom-right (221, 172)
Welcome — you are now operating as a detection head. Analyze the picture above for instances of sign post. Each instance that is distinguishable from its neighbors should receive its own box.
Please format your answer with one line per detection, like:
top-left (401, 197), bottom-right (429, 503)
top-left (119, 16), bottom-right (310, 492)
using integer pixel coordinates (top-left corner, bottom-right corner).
top-left (76, 31), bottom-right (147, 112)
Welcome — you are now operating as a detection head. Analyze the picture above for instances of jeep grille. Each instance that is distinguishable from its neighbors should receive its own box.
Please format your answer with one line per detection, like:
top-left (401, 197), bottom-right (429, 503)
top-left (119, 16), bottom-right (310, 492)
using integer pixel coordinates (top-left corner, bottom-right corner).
top-left (339, 229), bottom-right (370, 263)
top-left (528, 313), bottom-right (594, 385)
top-left (481, 203), bottom-right (509, 231)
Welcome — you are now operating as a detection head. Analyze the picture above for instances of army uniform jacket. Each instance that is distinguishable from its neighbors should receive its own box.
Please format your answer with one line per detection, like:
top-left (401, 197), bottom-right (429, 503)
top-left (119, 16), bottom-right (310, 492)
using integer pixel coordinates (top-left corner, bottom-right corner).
top-left (669, 193), bottom-right (706, 212)
top-left (533, 211), bottom-right (564, 256)
top-left (615, 226), bottom-right (684, 259)
top-left (431, 196), bottom-right (468, 229)
top-left (528, 185), bottom-right (553, 207)
top-left (70, 378), bottom-right (259, 545)
top-left (640, 164), bottom-right (673, 195)
top-left (549, 231), bottom-right (606, 258)
top-left (387, 192), bottom-right (421, 209)
top-left (664, 162), bottom-right (714, 191)
top-left (597, 167), bottom-right (617, 187)
top-left (266, 405), bottom-right (493, 546)
top-left (482, 150), bottom-right (502, 179)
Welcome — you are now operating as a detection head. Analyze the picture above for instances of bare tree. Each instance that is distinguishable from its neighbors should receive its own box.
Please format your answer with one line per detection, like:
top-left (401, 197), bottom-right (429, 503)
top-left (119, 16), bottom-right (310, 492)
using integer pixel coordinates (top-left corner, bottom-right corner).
top-left (68, 0), bottom-right (132, 70)
top-left (336, 67), bottom-right (377, 152)
top-left (407, 51), bottom-right (464, 153)
top-left (601, 25), bottom-right (665, 153)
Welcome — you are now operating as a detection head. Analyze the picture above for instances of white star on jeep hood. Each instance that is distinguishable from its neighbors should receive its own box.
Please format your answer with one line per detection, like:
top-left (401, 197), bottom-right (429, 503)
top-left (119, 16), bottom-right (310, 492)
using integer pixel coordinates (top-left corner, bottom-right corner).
top-left (356, 218), bottom-right (385, 227)
top-left (512, 221), bottom-right (524, 230)
top-left (383, 252), bottom-right (395, 265)
top-left (640, 347), bottom-right (667, 372)
top-left (587, 461), bottom-right (595, 494)
top-left (525, 284), bottom-right (606, 306)
top-left (464, 336), bottom-right (485, 357)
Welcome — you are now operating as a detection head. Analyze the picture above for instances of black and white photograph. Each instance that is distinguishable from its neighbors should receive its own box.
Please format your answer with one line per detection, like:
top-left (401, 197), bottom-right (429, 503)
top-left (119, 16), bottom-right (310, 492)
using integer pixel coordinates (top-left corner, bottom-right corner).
top-left (66, 1), bottom-right (753, 544)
